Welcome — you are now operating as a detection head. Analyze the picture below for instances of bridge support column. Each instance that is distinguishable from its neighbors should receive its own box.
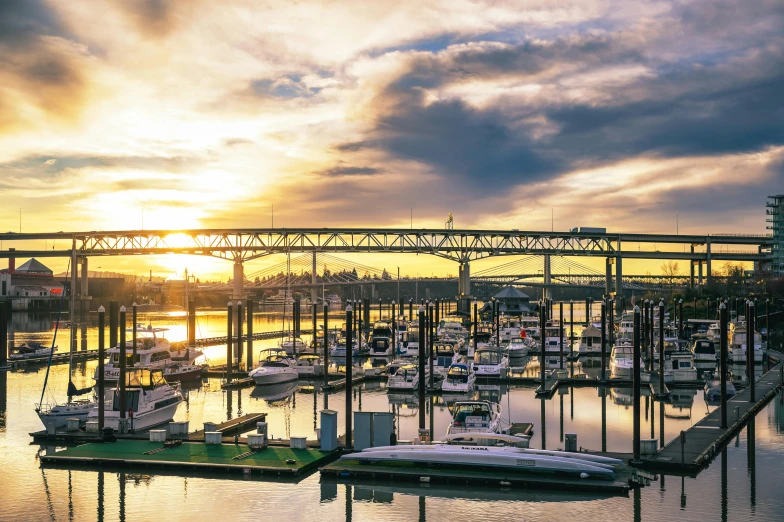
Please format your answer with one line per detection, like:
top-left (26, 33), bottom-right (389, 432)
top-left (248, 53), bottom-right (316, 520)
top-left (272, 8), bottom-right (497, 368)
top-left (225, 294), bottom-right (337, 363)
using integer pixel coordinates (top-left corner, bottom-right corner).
top-left (543, 255), bottom-right (551, 302)
top-left (605, 258), bottom-right (612, 297)
top-left (689, 246), bottom-right (695, 288)
top-left (706, 239), bottom-right (713, 287)
top-left (312, 252), bottom-right (318, 304)
top-left (615, 255), bottom-right (623, 317)
top-left (233, 259), bottom-right (244, 300)
top-left (457, 261), bottom-right (471, 315)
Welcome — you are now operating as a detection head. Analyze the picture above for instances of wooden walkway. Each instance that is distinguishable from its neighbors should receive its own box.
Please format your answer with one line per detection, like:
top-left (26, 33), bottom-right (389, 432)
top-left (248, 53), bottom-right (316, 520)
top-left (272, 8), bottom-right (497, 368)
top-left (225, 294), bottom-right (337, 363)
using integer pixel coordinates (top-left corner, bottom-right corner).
top-left (641, 356), bottom-right (783, 473)
top-left (188, 413), bottom-right (268, 440)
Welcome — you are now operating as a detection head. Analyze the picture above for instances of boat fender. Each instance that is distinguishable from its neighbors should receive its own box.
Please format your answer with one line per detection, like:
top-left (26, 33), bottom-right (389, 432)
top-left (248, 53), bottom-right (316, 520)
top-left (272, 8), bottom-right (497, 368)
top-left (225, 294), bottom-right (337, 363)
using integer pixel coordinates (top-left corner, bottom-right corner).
top-left (286, 459), bottom-right (296, 464)
top-left (580, 473), bottom-right (589, 479)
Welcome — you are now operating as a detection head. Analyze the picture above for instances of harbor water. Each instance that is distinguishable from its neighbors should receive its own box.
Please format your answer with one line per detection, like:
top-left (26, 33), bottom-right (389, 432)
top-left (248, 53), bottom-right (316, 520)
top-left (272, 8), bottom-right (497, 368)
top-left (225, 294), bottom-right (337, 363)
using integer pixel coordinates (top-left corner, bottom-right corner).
top-left (1, 311), bottom-right (783, 521)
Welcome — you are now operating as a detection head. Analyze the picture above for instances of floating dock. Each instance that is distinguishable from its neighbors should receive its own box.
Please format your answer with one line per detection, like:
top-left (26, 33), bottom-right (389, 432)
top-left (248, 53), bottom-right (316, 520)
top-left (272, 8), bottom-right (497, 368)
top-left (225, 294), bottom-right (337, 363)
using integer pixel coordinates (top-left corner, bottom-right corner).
top-left (41, 439), bottom-right (338, 477)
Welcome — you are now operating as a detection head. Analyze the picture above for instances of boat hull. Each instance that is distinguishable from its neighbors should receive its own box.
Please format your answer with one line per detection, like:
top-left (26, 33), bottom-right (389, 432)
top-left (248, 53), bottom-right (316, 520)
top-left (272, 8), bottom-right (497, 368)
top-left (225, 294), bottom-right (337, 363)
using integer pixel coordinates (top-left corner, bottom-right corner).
top-left (91, 399), bottom-right (183, 432)
top-left (250, 368), bottom-right (298, 385)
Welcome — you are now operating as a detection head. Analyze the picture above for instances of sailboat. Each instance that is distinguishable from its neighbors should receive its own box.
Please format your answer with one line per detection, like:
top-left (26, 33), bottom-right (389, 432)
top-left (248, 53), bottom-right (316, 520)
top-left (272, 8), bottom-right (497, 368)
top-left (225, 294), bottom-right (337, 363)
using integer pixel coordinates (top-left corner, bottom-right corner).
top-left (37, 260), bottom-right (98, 428)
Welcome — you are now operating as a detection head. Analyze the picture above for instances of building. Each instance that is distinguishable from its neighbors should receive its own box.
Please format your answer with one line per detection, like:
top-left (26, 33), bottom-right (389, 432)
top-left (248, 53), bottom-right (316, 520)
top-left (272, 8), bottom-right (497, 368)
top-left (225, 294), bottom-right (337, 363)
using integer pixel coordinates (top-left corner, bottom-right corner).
top-left (767, 195), bottom-right (784, 276)
top-left (479, 285), bottom-right (533, 318)
top-left (0, 256), bottom-right (65, 310)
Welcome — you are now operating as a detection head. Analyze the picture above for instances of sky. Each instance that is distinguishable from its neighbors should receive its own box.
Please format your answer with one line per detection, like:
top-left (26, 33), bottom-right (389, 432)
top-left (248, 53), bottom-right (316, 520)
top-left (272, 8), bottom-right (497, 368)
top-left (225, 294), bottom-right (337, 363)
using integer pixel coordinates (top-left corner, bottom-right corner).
top-left (0, 0), bottom-right (782, 280)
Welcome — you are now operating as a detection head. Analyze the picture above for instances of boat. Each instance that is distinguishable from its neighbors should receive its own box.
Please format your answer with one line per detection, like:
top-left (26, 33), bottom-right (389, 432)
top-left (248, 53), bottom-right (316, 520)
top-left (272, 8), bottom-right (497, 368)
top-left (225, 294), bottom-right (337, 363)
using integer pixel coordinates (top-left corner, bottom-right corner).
top-left (87, 369), bottom-right (183, 432)
top-left (542, 321), bottom-right (566, 354)
top-left (520, 315), bottom-right (541, 339)
top-left (497, 318), bottom-right (521, 343)
top-left (342, 440), bottom-right (622, 481)
top-left (618, 316), bottom-right (634, 338)
top-left (433, 340), bottom-right (462, 377)
top-left (10, 342), bottom-right (57, 359)
top-left (665, 350), bottom-right (698, 382)
top-left (577, 326), bottom-right (603, 355)
top-left (294, 352), bottom-right (322, 377)
top-left (437, 318), bottom-right (469, 339)
top-left (249, 349), bottom-right (298, 385)
top-left (397, 323), bottom-right (420, 357)
top-left (692, 339), bottom-right (717, 362)
top-left (330, 336), bottom-right (360, 358)
top-left (446, 400), bottom-right (502, 435)
top-left (730, 323), bottom-right (763, 364)
top-left (473, 346), bottom-right (508, 378)
top-left (704, 379), bottom-right (737, 402)
top-left (441, 363), bottom-right (475, 393)
top-left (609, 342), bottom-right (642, 379)
top-left (368, 321), bottom-right (393, 356)
top-left (279, 336), bottom-right (309, 356)
top-left (506, 336), bottom-right (530, 360)
top-left (250, 380), bottom-right (298, 402)
top-left (386, 362), bottom-right (426, 391)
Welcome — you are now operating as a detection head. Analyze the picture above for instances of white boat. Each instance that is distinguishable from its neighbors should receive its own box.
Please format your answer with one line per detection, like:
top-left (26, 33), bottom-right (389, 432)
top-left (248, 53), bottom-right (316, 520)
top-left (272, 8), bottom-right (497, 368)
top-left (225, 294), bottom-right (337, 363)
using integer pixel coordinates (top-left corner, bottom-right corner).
top-left (438, 318), bottom-right (469, 339)
top-left (294, 352), bottom-right (322, 377)
top-left (369, 321), bottom-right (393, 356)
top-left (497, 318), bottom-right (521, 343)
top-left (506, 337), bottom-right (530, 359)
top-left (730, 324), bottom-right (763, 364)
top-left (692, 339), bottom-right (717, 362)
top-left (345, 440), bottom-right (622, 480)
top-left (10, 342), bottom-right (57, 359)
top-left (279, 337), bottom-right (309, 356)
top-left (618, 318), bottom-right (634, 338)
top-left (577, 326), bottom-right (603, 355)
top-left (386, 362), bottom-right (426, 391)
top-left (473, 346), bottom-right (508, 378)
top-left (542, 321), bottom-right (566, 353)
top-left (38, 399), bottom-right (94, 428)
top-left (330, 336), bottom-right (360, 358)
top-left (87, 369), bottom-right (183, 432)
top-left (609, 343), bottom-right (642, 379)
top-left (446, 400), bottom-right (502, 435)
top-left (250, 380), bottom-right (298, 402)
top-left (433, 341), bottom-right (462, 377)
top-left (249, 349), bottom-right (298, 385)
top-left (665, 350), bottom-right (697, 382)
top-left (704, 379), bottom-right (737, 402)
top-left (520, 315), bottom-right (541, 339)
top-left (397, 323), bottom-right (420, 357)
top-left (441, 363), bottom-right (475, 393)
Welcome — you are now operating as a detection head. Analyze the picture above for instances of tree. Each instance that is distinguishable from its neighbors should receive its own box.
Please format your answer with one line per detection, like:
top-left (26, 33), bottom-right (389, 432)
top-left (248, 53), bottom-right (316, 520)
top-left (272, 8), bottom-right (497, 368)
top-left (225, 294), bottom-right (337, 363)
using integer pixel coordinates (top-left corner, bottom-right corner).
top-left (660, 261), bottom-right (680, 285)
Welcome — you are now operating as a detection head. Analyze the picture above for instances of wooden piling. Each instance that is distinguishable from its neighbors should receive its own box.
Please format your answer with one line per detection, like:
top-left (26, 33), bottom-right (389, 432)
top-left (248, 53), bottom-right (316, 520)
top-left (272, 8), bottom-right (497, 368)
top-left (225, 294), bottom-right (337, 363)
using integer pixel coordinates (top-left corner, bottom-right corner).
top-left (98, 306), bottom-right (105, 433)
top-left (323, 303), bottom-right (329, 386)
top-left (226, 302), bottom-right (232, 382)
top-left (109, 301), bottom-right (118, 348)
top-left (119, 306), bottom-right (127, 421)
top-left (632, 305), bottom-right (641, 464)
top-left (247, 299), bottom-right (254, 369)
top-left (418, 305), bottom-right (426, 430)
top-left (720, 301), bottom-right (728, 428)
top-left (132, 303), bottom-right (137, 358)
top-left (345, 303), bottom-right (353, 448)
top-left (600, 301), bottom-right (606, 381)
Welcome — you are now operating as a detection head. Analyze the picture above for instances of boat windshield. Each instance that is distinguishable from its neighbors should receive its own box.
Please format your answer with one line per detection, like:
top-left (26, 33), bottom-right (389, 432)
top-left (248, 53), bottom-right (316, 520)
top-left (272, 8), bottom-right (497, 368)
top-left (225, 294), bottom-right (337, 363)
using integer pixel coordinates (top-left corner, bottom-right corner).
top-left (262, 361), bottom-right (290, 368)
top-left (453, 403), bottom-right (490, 422)
top-left (447, 365), bottom-right (469, 382)
top-left (694, 341), bottom-right (716, 354)
top-left (475, 350), bottom-right (500, 365)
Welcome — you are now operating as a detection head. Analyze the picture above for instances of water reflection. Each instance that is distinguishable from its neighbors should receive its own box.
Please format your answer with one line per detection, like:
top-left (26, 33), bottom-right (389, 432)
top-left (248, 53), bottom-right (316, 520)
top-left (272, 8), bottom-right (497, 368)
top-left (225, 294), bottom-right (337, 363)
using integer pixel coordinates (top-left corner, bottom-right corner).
top-left (0, 370), bottom-right (7, 432)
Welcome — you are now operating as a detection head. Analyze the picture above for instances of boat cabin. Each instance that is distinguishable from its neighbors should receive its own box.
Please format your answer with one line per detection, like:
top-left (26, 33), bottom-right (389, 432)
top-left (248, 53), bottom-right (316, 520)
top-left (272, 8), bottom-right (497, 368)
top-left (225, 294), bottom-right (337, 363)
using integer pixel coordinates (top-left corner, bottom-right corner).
top-left (474, 347), bottom-right (502, 365)
top-left (447, 364), bottom-right (470, 384)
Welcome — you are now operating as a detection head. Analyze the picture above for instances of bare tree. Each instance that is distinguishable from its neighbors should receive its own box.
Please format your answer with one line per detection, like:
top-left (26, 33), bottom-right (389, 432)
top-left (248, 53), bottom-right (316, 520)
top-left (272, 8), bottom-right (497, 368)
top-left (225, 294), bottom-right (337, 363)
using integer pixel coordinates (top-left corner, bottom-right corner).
top-left (660, 261), bottom-right (680, 285)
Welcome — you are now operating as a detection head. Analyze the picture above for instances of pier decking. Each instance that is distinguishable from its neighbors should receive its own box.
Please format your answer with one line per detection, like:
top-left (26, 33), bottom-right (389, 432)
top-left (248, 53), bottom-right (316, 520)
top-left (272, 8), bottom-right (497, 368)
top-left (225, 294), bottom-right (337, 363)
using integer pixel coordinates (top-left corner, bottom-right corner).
top-left (41, 439), bottom-right (338, 476)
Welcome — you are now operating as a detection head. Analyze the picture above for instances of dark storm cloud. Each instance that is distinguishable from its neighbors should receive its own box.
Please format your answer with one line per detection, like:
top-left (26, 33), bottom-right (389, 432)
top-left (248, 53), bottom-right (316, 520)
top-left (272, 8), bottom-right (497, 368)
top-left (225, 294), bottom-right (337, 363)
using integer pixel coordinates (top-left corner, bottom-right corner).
top-left (0, 0), bottom-right (89, 133)
top-left (316, 165), bottom-right (384, 177)
top-left (337, 11), bottom-right (784, 194)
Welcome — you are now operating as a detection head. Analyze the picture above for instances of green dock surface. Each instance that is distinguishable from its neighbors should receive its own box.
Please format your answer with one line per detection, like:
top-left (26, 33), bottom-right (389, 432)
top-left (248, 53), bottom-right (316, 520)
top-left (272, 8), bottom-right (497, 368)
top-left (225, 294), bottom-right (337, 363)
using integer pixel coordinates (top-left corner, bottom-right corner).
top-left (41, 440), bottom-right (338, 476)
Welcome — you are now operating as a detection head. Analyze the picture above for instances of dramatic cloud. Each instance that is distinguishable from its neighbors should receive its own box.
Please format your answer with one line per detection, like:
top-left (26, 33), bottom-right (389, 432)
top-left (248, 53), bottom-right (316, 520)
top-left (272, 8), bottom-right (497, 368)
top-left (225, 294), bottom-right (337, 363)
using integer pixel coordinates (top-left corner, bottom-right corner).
top-left (0, 0), bottom-right (782, 278)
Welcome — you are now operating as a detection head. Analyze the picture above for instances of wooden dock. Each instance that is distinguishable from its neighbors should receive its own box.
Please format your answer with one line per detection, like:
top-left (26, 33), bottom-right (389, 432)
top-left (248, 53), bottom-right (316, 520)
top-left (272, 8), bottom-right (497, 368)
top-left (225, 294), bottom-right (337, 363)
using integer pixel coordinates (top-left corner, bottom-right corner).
top-left (640, 357), bottom-right (783, 473)
top-left (186, 413), bottom-right (268, 440)
top-left (40, 439), bottom-right (339, 477)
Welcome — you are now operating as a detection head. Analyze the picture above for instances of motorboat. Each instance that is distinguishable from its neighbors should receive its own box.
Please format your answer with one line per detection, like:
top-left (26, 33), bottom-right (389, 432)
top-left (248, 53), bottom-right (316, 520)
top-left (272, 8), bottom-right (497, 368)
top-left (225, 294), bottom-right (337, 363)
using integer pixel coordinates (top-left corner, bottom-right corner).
top-left (609, 342), bottom-right (642, 379)
top-left (249, 349), bottom-right (298, 385)
top-left (250, 380), bottom-right (298, 402)
top-left (692, 339), bottom-right (717, 362)
top-left (342, 440), bottom-right (622, 481)
top-left (507, 336), bottom-right (530, 360)
top-left (397, 324), bottom-right (420, 357)
top-left (520, 315), bottom-right (541, 339)
top-left (438, 318), bottom-right (469, 339)
top-left (433, 340), bottom-right (462, 377)
top-left (330, 336), bottom-right (360, 358)
top-left (38, 399), bottom-right (94, 428)
top-left (473, 346), bottom-right (508, 377)
top-left (577, 326), bottom-right (602, 355)
top-left (497, 318), bottom-right (521, 343)
top-left (730, 324), bottom-right (763, 364)
top-left (542, 321), bottom-right (566, 354)
top-left (618, 319), bottom-right (634, 339)
top-left (441, 363), bottom-right (475, 393)
top-left (279, 337), bottom-right (309, 356)
top-left (386, 363), bottom-right (426, 391)
top-left (369, 321), bottom-right (393, 356)
top-left (10, 342), bottom-right (57, 359)
top-left (704, 379), bottom-right (737, 402)
top-left (665, 350), bottom-right (697, 382)
top-left (446, 400), bottom-right (502, 435)
top-left (87, 369), bottom-right (183, 432)
top-left (294, 352), bottom-right (322, 377)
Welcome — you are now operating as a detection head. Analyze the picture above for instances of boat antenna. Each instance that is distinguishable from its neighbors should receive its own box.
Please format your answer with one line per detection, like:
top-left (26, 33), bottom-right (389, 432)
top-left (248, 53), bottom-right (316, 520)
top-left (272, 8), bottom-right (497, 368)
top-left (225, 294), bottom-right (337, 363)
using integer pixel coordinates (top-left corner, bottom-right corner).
top-left (37, 257), bottom-right (70, 412)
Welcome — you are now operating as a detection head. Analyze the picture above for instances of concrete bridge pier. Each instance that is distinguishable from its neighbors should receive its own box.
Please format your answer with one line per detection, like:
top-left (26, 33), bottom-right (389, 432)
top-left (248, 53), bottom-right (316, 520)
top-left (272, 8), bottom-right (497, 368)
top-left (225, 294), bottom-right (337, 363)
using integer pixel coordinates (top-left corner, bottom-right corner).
top-left (542, 255), bottom-right (551, 302)
top-left (457, 261), bottom-right (471, 315)
top-left (233, 259), bottom-right (244, 300)
top-left (311, 252), bottom-right (318, 304)
top-left (689, 245), bottom-right (695, 288)
top-left (706, 239), bottom-right (713, 287)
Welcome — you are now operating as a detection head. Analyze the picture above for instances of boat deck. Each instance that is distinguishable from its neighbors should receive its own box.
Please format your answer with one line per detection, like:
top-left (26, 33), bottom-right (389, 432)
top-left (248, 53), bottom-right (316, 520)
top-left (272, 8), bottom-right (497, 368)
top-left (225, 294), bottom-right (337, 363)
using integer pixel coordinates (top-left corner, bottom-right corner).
top-left (41, 439), bottom-right (338, 476)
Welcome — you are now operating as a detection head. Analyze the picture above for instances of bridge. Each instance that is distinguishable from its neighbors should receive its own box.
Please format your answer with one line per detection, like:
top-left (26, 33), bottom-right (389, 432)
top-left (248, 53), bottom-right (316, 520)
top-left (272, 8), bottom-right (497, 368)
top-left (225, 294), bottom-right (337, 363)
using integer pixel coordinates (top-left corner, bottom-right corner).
top-left (0, 228), bottom-right (771, 314)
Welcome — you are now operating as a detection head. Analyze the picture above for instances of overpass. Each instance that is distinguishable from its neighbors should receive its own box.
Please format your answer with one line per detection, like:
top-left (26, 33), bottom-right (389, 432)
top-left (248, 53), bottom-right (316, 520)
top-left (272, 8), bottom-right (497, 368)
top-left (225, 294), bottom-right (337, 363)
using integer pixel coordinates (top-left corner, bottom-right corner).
top-left (0, 228), bottom-right (772, 315)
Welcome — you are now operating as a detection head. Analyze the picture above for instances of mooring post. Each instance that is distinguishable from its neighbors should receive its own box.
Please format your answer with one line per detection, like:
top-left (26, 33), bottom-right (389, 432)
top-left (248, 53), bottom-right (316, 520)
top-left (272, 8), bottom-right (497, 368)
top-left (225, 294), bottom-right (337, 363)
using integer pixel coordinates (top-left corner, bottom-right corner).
top-left (97, 305), bottom-right (105, 434)
top-left (294, 298), bottom-right (300, 338)
top-left (226, 302), bottom-right (233, 382)
top-left (109, 301), bottom-right (118, 348)
top-left (650, 300), bottom-right (655, 362)
top-left (707, 298), bottom-right (711, 320)
top-left (720, 301), bottom-right (728, 428)
top-left (540, 300), bottom-right (546, 386)
top-left (435, 298), bottom-right (440, 329)
top-left (247, 299), bottom-right (254, 369)
top-left (0, 303), bottom-right (6, 367)
top-left (408, 299), bottom-right (413, 323)
top-left (632, 305), bottom-right (641, 464)
top-left (119, 306), bottom-right (127, 423)
top-left (345, 303), bottom-right (353, 448)
top-left (569, 300), bottom-right (574, 354)
top-left (680, 430), bottom-right (686, 468)
top-left (678, 299), bottom-right (684, 339)
top-left (187, 300), bottom-right (196, 347)
top-left (237, 301), bottom-right (244, 364)
top-left (749, 301), bottom-right (755, 402)
top-left (766, 298), bottom-right (770, 352)
top-left (473, 298), bottom-right (478, 354)
top-left (312, 303), bottom-right (317, 351)
top-left (392, 302), bottom-right (396, 354)
top-left (323, 303), bottom-right (329, 386)
top-left (559, 302), bottom-right (564, 369)
top-left (131, 302), bottom-right (137, 359)
top-left (418, 305), bottom-right (426, 430)
top-left (659, 300), bottom-right (665, 394)
top-left (608, 298), bottom-right (614, 345)
top-left (585, 297), bottom-right (590, 327)
top-left (428, 302), bottom-right (434, 389)
top-left (600, 300), bottom-right (606, 381)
